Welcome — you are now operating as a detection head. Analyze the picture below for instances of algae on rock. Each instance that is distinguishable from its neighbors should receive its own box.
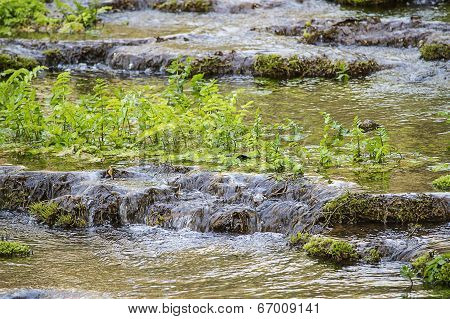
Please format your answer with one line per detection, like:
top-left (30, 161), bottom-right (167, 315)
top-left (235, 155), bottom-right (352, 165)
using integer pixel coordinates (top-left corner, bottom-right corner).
top-left (0, 241), bottom-right (31, 258)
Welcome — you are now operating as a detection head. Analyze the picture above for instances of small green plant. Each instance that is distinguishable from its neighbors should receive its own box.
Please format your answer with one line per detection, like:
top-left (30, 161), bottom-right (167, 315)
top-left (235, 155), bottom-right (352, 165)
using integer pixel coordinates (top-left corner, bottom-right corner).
top-left (0, 241), bottom-right (31, 258)
top-left (336, 61), bottom-right (349, 82)
top-left (404, 252), bottom-right (450, 288)
top-left (55, 0), bottom-right (111, 33)
top-left (432, 175), bottom-right (450, 191)
top-left (0, 0), bottom-right (48, 36)
top-left (29, 201), bottom-right (59, 224)
top-left (400, 265), bottom-right (415, 289)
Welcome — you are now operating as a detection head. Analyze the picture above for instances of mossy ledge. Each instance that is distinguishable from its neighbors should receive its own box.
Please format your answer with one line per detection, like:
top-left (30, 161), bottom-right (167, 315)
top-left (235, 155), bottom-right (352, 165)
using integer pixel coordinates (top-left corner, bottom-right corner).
top-left (432, 175), bottom-right (450, 191)
top-left (29, 200), bottom-right (87, 229)
top-left (152, 0), bottom-right (214, 13)
top-left (331, 0), bottom-right (407, 6)
top-left (0, 53), bottom-right (39, 72)
top-left (251, 54), bottom-right (380, 79)
top-left (322, 192), bottom-right (449, 225)
top-left (420, 43), bottom-right (450, 61)
top-left (0, 241), bottom-right (31, 258)
top-left (290, 233), bottom-right (358, 265)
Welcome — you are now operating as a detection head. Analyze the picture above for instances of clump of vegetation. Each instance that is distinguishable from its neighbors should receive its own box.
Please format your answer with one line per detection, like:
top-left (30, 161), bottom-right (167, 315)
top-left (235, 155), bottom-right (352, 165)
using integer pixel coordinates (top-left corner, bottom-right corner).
top-left (363, 247), bottom-right (382, 263)
top-left (322, 192), bottom-right (449, 225)
top-left (432, 175), bottom-right (450, 191)
top-left (0, 0), bottom-right (110, 36)
top-left (29, 201), bottom-right (87, 228)
top-left (0, 61), bottom-right (308, 174)
top-left (0, 0), bottom-right (48, 36)
top-left (54, 0), bottom-right (111, 34)
top-left (289, 232), bottom-right (312, 246)
top-left (0, 53), bottom-right (39, 72)
top-left (252, 54), bottom-right (379, 80)
top-left (0, 241), bottom-right (31, 258)
top-left (289, 232), bottom-right (358, 264)
top-left (401, 252), bottom-right (450, 287)
top-left (153, 0), bottom-right (213, 13)
top-left (419, 43), bottom-right (450, 61)
top-left (302, 236), bottom-right (358, 264)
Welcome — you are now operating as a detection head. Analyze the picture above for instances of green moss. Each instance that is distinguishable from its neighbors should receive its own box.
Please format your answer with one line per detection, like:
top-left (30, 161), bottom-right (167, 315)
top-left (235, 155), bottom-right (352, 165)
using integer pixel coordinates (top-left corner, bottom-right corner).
top-left (289, 232), bottom-right (312, 246)
top-left (364, 247), bottom-right (382, 263)
top-left (190, 56), bottom-right (232, 76)
top-left (322, 192), bottom-right (449, 225)
top-left (29, 201), bottom-right (59, 225)
top-left (252, 54), bottom-right (379, 79)
top-left (303, 236), bottom-right (358, 264)
top-left (432, 175), bottom-right (450, 191)
top-left (0, 53), bottom-right (39, 72)
top-left (153, 0), bottom-right (213, 13)
top-left (29, 201), bottom-right (87, 229)
top-left (0, 241), bottom-right (31, 258)
top-left (420, 43), bottom-right (450, 61)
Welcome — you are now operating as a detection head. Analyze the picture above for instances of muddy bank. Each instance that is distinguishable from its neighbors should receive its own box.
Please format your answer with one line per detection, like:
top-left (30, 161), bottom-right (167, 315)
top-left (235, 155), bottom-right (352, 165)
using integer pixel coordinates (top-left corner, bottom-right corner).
top-left (265, 17), bottom-right (450, 50)
top-left (0, 165), bottom-right (448, 235)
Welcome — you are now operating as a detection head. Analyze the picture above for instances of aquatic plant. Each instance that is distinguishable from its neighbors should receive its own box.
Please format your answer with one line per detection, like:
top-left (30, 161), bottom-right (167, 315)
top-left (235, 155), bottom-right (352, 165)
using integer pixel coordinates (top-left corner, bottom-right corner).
top-left (363, 247), bottom-right (382, 263)
top-left (402, 252), bottom-right (450, 288)
top-left (0, 241), bottom-right (31, 258)
top-left (432, 175), bottom-right (450, 191)
top-left (0, 0), bottom-right (110, 35)
top-left (55, 0), bottom-right (111, 33)
top-left (0, 0), bottom-right (48, 36)
top-left (419, 43), bottom-right (450, 61)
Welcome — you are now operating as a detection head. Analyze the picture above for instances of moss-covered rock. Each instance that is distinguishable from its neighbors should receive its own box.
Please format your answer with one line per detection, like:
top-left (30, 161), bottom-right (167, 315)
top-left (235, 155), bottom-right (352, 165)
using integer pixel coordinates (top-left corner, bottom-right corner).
top-left (190, 55), bottom-right (233, 76)
top-left (332, 0), bottom-right (407, 6)
top-left (0, 53), bottom-right (39, 72)
top-left (322, 192), bottom-right (449, 224)
top-left (29, 200), bottom-right (87, 229)
top-left (363, 247), bottom-right (382, 263)
top-left (420, 43), bottom-right (450, 61)
top-left (303, 236), bottom-right (358, 264)
top-left (152, 0), bottom-right (213, 13)
top-left (432, 175), bottom-right (450, 191)
top-left (252, 54), bottom-right (379, 79)
top-left (289, 232), bottom-right (312, 246)
top-left (0, 241), bottom-right (31, 258)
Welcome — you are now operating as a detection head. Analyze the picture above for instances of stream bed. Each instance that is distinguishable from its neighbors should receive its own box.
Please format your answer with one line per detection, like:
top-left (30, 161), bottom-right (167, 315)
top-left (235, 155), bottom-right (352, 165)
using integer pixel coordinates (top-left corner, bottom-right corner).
top-left (0, 0), bottom-right (449, 299)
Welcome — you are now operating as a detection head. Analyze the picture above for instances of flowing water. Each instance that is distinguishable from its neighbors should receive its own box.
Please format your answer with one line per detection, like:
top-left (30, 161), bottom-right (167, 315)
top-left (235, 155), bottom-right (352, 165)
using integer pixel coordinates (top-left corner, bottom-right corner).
top-left (1, 211), bottom-right (449, 299)
top-left (0, 0), bottom-right (449, 299)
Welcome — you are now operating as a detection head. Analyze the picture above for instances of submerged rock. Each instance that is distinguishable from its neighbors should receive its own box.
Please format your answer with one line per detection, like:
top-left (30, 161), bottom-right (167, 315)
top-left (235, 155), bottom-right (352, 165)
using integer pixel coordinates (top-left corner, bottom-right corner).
top-left (0, 165), bottom-right (448, 235)
top-left (266, 17), bottom-right (450, 49)
top-left (358, 119), bottom-right (381, 132)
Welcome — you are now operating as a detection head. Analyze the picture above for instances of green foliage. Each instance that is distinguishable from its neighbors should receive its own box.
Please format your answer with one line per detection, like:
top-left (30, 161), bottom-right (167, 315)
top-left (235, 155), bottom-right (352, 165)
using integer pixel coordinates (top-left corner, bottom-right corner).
top-left (419, 43), bottom-right (450, 61)
top-left (0, 67), bottom-right (46, 143)
top-left (432, 175), bottom-right (450, 191)
top-left (55, 0), bottom-right (110, 33)
top-left (0, 241), bottom-right (31, 258)
top-left (0, 0), bottom-right (48, 36)
top-left (335, 61), bottom-right (349, 82)
top-left (0, 0), bottom-right (109, 35)
top-left (29, 201), bottom-right (59, 224)
top-left (405, 252), bottom-right (450, 287)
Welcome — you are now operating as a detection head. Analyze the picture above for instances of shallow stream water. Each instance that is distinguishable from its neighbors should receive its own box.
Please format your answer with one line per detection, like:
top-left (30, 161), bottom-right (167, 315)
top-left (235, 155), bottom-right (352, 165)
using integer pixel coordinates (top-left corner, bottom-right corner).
top-left (0, 0), bottom-right (449, 299)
